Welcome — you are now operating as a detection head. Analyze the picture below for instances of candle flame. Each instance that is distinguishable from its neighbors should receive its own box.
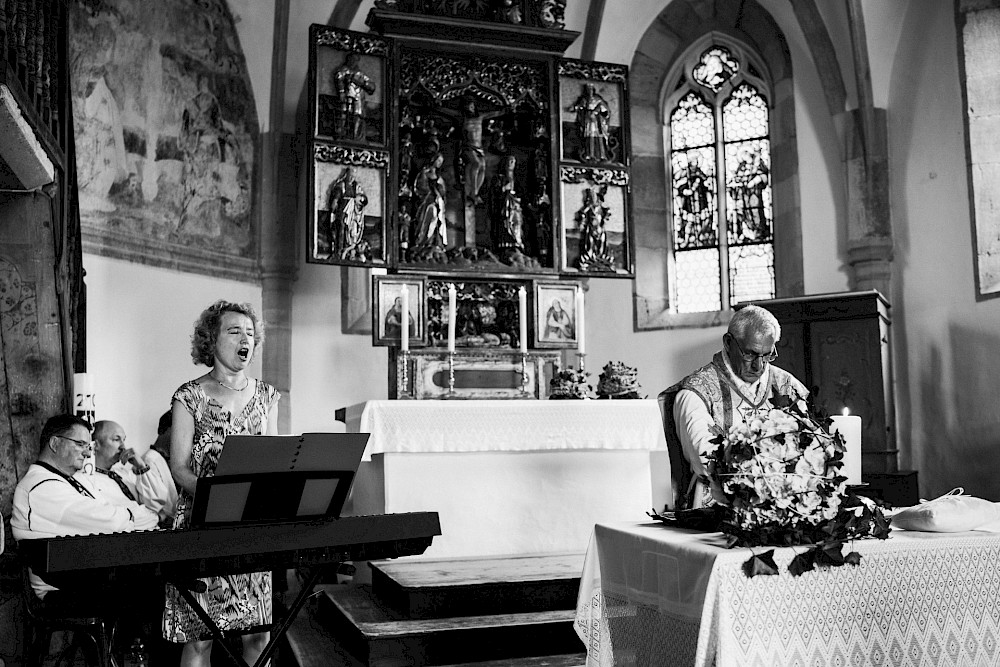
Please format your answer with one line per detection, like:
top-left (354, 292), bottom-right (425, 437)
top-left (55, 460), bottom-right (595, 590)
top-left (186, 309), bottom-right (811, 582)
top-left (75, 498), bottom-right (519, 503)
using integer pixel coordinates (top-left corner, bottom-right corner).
top-left (842, 407), bottom-right (850, 416)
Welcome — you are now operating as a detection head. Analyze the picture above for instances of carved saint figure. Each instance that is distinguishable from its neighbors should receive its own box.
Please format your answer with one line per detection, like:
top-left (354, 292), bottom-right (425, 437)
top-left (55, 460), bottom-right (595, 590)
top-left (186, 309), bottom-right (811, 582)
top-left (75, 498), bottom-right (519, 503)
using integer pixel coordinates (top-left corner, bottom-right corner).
top-left (497, 0), bottom-right (522, 24)
top-left (326, 167), bottom-right (369, 259)
top-left (538, 0), bottom-right (566, 28)
top-left (569, 83), bottom-right (611, 163)
top-left (440, 95), bottom-right (506, 205)
top-left (493, 155), bottom-right (524, 251)
top-left (333, 53), bottom-right (376, 141)
top-left (413, 153), bottom-right (448, 248)
top-left (576, 185), bottom-right (614, 270)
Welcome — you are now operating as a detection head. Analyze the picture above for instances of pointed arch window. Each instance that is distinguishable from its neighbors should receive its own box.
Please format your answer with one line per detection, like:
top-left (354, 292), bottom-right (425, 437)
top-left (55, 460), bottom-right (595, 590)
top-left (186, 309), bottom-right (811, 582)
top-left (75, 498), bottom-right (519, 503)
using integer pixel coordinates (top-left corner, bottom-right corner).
top-left (666, 43), bottom-right (774, 314)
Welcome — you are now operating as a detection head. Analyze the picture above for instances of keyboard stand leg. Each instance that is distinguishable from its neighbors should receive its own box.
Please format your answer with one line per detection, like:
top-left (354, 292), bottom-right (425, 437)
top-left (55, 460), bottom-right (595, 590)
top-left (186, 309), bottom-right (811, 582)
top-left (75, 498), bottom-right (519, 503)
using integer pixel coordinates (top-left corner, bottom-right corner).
top-left (172, 582), bottom-right (250, 667)
top-left (253, 563), bottom-right (329, 667)
top-left (171, 564), bottom-right (330, 667)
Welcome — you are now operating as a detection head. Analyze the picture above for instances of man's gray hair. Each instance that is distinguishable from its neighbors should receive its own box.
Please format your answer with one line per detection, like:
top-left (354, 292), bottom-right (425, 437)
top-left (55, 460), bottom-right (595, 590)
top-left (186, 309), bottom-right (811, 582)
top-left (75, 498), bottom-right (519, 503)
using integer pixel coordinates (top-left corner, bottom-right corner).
top-left (728, 305), bottom-right (781, 342)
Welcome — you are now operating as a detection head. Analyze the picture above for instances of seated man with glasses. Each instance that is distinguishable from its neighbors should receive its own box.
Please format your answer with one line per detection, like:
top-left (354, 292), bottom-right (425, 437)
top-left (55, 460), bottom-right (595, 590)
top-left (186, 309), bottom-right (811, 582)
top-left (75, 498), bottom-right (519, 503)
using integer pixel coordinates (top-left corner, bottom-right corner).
top-left (11, 414), bottom-right (159, 606)
top-left (658, 305), bottom-right (808, 509)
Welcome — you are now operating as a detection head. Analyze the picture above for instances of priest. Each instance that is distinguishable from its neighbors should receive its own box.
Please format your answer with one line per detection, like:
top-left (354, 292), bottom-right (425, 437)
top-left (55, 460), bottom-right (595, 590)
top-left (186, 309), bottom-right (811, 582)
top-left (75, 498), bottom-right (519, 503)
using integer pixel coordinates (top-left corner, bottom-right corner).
top-left (658, 305), bottom-right (808, 509)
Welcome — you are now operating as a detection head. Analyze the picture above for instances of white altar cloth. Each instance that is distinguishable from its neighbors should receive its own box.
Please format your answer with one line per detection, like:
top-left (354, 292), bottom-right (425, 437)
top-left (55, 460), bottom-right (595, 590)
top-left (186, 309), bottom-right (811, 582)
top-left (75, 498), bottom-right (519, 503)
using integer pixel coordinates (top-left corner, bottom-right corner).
top-left (575, 522), bottom-right (1000, 667)
top-left (342, 399), bottom-right (668, 458)
top-left (340, 400), bottom-right (669, 559)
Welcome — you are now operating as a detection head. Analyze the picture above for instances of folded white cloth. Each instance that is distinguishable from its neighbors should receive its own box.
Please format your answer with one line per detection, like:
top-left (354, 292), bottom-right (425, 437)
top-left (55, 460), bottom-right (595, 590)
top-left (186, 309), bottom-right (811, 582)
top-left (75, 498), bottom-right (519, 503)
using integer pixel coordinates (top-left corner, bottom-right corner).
top-left (891, 488), bottom-right (1000, 532)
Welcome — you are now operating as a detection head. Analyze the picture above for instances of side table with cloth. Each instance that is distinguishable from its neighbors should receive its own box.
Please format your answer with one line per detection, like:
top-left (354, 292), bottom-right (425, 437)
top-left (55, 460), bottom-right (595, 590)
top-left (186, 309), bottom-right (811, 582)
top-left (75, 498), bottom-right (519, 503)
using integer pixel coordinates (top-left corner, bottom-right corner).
top-left (339, 400), bottom-right (669, 558)
top-left (575, 522), bottom-right (1000, 667)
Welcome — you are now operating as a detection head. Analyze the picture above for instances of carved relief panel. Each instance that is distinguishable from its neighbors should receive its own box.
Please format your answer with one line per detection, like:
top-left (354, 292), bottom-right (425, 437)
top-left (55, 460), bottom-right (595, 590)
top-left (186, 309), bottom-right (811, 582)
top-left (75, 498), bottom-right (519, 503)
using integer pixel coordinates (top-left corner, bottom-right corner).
top-left (557, 59), bottom-right (634, 276)
top-left (307, 27), bottom-right (392, 267)
top-left (396, 48), bottom-right (554, 274)
top-left (306, 10), bottom-right (634, 281)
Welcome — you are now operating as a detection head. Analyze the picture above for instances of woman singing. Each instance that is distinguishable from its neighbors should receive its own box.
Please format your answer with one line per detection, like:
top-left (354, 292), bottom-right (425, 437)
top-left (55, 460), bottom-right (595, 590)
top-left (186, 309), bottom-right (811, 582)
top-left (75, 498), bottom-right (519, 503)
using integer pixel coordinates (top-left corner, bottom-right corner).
top-left (164, 300), bottom-right (280, 666)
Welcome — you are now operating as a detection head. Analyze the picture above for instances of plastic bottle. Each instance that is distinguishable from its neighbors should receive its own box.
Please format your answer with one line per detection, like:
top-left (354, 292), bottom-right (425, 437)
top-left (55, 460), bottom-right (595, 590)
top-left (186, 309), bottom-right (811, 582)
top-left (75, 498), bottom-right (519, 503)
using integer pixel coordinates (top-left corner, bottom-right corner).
top-left (123, 637), bottom-right (148, 667)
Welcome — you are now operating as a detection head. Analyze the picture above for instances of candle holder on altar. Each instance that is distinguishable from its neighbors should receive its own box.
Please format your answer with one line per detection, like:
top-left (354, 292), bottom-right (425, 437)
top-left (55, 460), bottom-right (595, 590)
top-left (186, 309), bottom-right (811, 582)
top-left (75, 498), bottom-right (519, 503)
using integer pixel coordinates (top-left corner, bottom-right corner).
top-left (399, 349), bottom-right (412, 399)
top-left (577, 352), bottom-right (587, 372)
top-left (520, 352), bottom-right (531, 394)
top-left (447, 351), bottom-right (456, 395)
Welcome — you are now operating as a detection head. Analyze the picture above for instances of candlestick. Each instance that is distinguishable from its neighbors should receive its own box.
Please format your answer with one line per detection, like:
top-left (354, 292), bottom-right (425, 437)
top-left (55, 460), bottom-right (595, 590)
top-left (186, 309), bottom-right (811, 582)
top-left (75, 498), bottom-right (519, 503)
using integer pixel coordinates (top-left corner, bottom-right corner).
top-left (448, 351), bottom-right (456, 394)
top-left (577, 352), bottom-right (587, 372)
top-left (400, 349), bottom-right (411, 399)
top-left (576, 287), bottom-right (586, 356)
top-left (521, 352), bottom-right (530, 394)
top-left (831, 413), bottom-right (862, 485)
top-left (447, 283), bottom-right (457, 353)
top-left (518, 286), bottom-right (528, 354)
top-left (400, 284), bottom-right (410, 352)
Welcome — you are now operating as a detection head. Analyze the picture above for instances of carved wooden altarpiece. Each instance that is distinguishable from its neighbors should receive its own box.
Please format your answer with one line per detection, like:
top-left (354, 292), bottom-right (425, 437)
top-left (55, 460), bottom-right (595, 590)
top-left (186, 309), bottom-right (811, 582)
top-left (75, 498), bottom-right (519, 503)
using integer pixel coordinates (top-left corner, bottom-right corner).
top-left (306, 2), bottom-right (635, 397)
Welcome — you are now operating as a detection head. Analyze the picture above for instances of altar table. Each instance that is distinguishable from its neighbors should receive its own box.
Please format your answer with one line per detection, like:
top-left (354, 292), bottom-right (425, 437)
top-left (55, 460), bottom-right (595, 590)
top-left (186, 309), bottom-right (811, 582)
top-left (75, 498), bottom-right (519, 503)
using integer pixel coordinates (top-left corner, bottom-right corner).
top-left (575, 522), bottom-right (1000, 667)
top-left (339, 400), bottom-right (669, 559)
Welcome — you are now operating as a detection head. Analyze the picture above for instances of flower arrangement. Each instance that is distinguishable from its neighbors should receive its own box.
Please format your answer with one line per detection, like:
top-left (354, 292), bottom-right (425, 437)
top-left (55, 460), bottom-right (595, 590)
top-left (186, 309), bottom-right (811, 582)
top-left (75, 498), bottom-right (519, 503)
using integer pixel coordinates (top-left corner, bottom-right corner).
top-left (703, 390), bottom-right (891, 577)
top-left (596, 361), bottom-right (644, 399)
top-left (548, 367), bottom-right (592, 399)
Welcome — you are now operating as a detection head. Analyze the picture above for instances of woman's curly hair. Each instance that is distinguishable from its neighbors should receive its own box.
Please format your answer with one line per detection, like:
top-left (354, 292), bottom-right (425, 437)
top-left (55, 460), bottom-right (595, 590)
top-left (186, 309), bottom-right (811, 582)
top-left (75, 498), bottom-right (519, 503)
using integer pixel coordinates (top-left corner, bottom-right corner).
top-left (190, 300), bottom-right (264, 366)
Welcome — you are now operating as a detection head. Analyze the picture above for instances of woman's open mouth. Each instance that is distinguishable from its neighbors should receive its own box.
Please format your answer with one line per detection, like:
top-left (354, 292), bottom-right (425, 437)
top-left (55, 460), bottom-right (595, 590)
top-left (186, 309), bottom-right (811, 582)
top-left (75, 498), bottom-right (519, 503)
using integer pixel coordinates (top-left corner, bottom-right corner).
top-left (238, 346), bottom-right (250, 360)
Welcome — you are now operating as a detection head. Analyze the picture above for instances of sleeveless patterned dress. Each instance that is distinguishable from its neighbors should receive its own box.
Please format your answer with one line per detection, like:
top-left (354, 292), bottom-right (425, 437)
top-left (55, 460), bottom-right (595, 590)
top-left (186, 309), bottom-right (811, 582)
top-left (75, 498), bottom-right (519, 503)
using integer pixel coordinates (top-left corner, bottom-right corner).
top-left (162, 378), bottom-right (280, 642)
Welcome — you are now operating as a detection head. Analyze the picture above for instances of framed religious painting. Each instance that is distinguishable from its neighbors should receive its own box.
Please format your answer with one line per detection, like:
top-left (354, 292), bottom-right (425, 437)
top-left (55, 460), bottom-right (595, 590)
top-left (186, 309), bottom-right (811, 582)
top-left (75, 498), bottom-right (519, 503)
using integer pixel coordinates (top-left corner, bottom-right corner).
top-left (532, 280), bottom-right (581, 349)
top-left (557, 58), bottom-right (630, 168)
top-left (309, 25), bottom-right (390, 146)
top-left (371, 274), bottom-right (427, 348)
top-left (308, 142), bottom-right (389, 267)
top-left (559, 167), bottom-right (633, 276)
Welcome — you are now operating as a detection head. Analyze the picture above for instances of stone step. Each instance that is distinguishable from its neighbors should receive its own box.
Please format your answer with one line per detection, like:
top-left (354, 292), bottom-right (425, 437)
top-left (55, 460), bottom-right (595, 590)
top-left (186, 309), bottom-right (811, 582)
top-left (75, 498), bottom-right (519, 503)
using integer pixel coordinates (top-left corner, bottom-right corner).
top-left (370, 553), bottom-right (585, 619)
top-left (318, 584), bottom-right (583, 666)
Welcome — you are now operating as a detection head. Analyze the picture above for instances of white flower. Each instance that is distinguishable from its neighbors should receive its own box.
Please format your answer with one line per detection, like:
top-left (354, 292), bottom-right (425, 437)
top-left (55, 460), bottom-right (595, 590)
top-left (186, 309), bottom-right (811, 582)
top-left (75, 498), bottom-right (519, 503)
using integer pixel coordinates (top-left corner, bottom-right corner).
top-left (802, 443), bottom-right (827, 473)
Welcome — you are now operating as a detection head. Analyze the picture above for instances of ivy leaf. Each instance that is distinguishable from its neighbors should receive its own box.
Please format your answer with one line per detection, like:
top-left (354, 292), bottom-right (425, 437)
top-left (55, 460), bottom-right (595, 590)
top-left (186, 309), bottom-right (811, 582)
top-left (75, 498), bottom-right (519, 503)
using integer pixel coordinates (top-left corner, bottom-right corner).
top-left (844, 551), bottom-right (862, 566)
top-left (788, 551), bottom-right (816, 577)
top-left (813, 541), bottom-right (845, 567)
top-left (770, 388), bottom-right (794, 409)
top-left (742, 550), bottom-right (779, 577)
top-left (872, 509), bottom-right (892, 539)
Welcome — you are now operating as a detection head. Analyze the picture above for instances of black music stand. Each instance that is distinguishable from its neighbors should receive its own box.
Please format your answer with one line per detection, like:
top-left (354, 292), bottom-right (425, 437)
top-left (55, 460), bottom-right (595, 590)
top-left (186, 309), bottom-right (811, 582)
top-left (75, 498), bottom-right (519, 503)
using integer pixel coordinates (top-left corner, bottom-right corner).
top-left (190, 432), bottom-right (368, 527)
top-left (180, 432), bottom-right (369, 667)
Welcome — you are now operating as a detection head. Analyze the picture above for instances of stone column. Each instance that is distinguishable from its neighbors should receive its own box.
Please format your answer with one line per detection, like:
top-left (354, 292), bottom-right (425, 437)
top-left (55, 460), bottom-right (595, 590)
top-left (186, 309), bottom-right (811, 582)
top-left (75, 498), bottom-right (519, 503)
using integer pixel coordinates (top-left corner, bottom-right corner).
top-left (842, 106), bottom-right (893, 298)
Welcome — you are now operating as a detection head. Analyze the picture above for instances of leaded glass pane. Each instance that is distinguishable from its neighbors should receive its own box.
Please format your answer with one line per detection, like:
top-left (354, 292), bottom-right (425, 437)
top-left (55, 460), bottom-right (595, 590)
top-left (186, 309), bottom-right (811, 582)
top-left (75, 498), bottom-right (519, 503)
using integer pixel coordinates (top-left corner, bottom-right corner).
top-left (729, 244), bottom-right (774, 306)
top-left (671, 148), bottom-right (717, 249)
top-left (667, 46), bottom-right (775, 315)
top-left (722, 83), bottom-right (768, 142)
top-left (692, 46), bottom-right (739, 92)
top-left (675, 248), bottom-right (722, 313)
top-left (725, 139), bottom-right (772, 245)
top-left (669, 93), bottom-right (714, 150)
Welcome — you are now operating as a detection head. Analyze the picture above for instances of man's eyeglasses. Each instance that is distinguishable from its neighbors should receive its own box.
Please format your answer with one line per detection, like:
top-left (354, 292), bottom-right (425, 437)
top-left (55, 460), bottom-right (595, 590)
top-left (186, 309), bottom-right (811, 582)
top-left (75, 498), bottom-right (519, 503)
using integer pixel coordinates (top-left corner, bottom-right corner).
top-left (56, 435), bottom-right (93, 449)
top-left (728, 334), bottom-right (777, 364)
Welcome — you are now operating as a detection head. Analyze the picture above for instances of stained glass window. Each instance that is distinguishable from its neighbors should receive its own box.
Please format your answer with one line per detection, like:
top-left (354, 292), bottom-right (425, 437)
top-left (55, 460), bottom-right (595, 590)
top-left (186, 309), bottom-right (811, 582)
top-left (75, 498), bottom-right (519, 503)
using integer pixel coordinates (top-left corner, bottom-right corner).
top-left (667, 44), bottom-right (774, 313)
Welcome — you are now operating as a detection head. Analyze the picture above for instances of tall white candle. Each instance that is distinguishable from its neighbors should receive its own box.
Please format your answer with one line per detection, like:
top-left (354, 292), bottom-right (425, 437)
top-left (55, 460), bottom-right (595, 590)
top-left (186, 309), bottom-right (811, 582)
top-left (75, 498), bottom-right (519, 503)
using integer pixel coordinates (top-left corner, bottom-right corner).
top-left (447, 283), bottom-right (457, 353)
top-left (400, 284), bottom-right (410, 352)
top-left (831, 414), bottom-right (862, 485)
top-left (518, 286), bottom-right (528, 353)
top-left (576, 287), bottom-right (586, 355)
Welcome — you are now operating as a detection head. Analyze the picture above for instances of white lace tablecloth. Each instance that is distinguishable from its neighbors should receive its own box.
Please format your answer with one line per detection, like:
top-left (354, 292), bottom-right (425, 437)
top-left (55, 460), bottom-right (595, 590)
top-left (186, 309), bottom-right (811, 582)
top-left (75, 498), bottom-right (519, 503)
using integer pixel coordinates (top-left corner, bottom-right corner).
top-left (345, 399), bottom-right (667, 457)
top-left (575, 522), bottom-right (1000, 667)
